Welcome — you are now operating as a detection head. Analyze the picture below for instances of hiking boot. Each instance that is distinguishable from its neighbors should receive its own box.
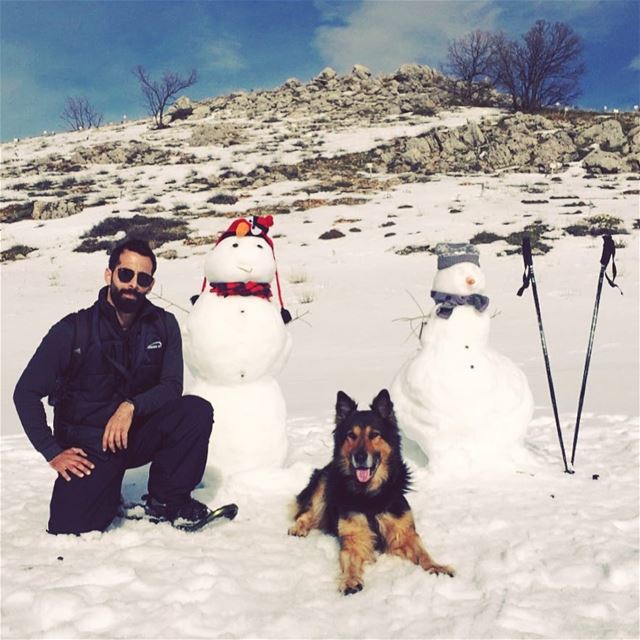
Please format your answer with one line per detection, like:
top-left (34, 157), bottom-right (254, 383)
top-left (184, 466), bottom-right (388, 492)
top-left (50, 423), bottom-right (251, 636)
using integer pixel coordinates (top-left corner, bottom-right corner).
top-left (143, 494), bottom-right (210, 524)
top-left (168, 497), bottom-right (211, 523)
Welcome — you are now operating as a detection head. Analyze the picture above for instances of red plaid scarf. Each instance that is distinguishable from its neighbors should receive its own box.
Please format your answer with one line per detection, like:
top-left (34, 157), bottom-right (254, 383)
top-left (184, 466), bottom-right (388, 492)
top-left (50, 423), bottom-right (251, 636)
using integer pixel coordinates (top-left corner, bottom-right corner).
top-left (209, 281), bottom-right (273, 300)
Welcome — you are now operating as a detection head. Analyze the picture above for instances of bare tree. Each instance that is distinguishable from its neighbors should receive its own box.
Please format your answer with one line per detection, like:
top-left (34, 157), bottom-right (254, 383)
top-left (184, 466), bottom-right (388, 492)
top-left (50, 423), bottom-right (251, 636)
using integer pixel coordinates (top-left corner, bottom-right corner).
top-left (446, 30), bottom-right (496, 102)
top-left (492, 20), bottom-right (585, 111)
top-left (61, 96), bottom-right (104, 131)
top-left (490, 31), bottom-right (521, 110)
top-left (133, 66), bottom-right (197, 128)
top-left (447, 21), bottom-right (585, 112)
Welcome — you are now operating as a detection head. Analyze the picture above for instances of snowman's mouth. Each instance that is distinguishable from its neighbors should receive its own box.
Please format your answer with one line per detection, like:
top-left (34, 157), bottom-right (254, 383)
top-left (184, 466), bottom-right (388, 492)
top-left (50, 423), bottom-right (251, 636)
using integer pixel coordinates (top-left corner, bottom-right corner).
top-left (351, 453), bottom-right (379, 484)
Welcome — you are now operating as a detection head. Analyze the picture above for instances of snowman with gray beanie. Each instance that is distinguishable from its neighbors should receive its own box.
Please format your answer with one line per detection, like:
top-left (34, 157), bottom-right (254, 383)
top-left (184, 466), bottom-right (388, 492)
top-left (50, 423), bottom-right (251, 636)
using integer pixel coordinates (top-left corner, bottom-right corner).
top-left (391, 243), bottom-right (534, 476)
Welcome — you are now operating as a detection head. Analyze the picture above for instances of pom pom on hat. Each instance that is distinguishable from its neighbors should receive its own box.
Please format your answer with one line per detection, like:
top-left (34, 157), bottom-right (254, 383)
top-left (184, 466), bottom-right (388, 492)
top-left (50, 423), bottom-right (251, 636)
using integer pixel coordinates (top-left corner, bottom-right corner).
top-left (435, 242), bottom-right (480, 270)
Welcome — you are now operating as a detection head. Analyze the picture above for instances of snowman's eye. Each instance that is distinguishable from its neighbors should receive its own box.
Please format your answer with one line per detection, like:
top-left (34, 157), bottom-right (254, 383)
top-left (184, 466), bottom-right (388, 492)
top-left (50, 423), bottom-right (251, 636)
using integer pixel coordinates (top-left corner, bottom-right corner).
top-left (232, 243), bottom-right (239, 248)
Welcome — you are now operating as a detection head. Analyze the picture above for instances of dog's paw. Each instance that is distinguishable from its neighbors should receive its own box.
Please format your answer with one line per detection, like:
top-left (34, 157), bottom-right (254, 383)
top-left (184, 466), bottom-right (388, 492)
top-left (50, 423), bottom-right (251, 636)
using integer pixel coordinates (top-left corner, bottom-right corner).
top-left (339, 577), bottom-right (364, 595)
top-left (425, 563), bottom-right (455, 577)
top-left (287, 521), bottom-right (310, 537)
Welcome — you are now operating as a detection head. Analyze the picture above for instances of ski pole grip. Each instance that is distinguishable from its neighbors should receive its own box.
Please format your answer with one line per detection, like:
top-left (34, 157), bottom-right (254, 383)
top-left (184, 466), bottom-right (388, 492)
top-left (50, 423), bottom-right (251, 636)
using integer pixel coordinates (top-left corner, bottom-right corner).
top-left (522, 235), bottom-right (533, 266)
top-left (600, 234), bottom-right (614, 267)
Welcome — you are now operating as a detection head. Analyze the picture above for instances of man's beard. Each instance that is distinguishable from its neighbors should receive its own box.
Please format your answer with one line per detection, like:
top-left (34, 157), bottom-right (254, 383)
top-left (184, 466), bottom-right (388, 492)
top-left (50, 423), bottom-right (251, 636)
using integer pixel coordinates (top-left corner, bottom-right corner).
top-left (110, 283), bottom-right (145, 314)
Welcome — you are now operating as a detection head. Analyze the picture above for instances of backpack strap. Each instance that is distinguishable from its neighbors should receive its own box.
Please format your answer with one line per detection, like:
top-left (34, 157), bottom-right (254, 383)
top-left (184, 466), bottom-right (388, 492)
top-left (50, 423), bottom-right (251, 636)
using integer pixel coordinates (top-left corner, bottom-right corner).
top-left (48, 306), bottom-right (94, 408)
top-left (69, 307), bottom-right (93, 379)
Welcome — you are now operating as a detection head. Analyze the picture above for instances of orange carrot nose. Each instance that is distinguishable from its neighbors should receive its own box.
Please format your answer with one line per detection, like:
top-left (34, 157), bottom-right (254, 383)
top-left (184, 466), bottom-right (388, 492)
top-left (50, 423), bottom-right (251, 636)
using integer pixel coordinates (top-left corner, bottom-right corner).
top-left (466, 276), bottom-right (476, 286)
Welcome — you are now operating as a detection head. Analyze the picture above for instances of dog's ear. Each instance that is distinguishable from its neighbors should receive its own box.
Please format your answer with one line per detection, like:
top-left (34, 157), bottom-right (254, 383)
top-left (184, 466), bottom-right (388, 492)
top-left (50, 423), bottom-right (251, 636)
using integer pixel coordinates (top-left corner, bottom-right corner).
top-left (336, 391), bottom-right (357, 424)
top-left (371, 389), bottom-right (396, 424)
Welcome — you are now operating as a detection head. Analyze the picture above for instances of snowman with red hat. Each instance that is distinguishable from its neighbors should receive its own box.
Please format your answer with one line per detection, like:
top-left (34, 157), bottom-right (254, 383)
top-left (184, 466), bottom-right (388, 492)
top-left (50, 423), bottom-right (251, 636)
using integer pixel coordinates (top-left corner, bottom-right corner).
top-left (391, 243), bottom-right (534, 477)
top-left (184, 215), bottom-right (292, 480)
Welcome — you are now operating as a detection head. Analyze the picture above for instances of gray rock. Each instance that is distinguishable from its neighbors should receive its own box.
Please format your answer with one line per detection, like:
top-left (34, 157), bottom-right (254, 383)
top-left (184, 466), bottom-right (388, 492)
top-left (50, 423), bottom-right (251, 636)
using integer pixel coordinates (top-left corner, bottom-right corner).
top-left (71, 141), bottom-right (194, 166)
top-left (627, 125), bottom-right (640, 152)
top-left (576, 118), bottom-right (626, 151)
top-left (351, 64), bottom-right (372, 79)
top-left (408, 95), bottom-right (437, 115)
top-left (531, 130), bottom-right (576, 171)
top-left (462, 120), bottom-right (485, 146)
top-left (168, 96), bottom-right (194, 121)
top-left (192, 104), bottom-right (212, 119)
top-left (582, 148), bottom-right (626, 174)
top-left (402, 137), bottom-right (435, 165)
top-left (32, 198), bottom-right (83, 220)
top-left (156, 249), bottom-right (179, 260)
top-left (0, 201), bottom-right (34, 223)
top-left (315, 67), bottom-right (338, 85)
top-left (395, 63), bottom-right (427, 81)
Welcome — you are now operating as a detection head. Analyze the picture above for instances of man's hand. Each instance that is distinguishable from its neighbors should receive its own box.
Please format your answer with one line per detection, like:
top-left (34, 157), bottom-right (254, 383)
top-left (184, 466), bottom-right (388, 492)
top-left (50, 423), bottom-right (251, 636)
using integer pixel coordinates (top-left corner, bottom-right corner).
top-left (102, 402), bottom-right (134, 452)
top-left (50, 448), bottom-right (95, 481)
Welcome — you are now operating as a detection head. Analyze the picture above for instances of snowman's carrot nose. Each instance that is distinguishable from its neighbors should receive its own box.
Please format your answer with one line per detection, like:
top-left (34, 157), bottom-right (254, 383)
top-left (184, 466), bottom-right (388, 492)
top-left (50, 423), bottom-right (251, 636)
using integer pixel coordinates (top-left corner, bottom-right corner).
top-left (466, 276), bottom-right (476, 285)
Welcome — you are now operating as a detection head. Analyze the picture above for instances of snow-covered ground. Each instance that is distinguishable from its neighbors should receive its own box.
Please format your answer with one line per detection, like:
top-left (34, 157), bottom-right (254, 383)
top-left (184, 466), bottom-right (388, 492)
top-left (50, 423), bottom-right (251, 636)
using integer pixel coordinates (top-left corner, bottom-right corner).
top-left (1, 110), bottom-right (638, 639)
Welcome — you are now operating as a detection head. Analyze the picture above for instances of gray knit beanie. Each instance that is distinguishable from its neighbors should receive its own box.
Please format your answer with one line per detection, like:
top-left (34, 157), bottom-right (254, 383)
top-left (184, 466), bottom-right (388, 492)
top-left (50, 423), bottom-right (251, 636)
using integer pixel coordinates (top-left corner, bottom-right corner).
top-left (435, 242), bottom-right (480, 269)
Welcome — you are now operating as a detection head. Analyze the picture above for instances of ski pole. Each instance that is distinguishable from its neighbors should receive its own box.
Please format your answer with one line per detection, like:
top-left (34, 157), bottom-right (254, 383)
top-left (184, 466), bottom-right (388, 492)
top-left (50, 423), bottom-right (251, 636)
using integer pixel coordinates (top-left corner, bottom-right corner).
top-left (570, 234), bottom-right (621, 466)
top-left (517, 235), bottom-right (572, 474)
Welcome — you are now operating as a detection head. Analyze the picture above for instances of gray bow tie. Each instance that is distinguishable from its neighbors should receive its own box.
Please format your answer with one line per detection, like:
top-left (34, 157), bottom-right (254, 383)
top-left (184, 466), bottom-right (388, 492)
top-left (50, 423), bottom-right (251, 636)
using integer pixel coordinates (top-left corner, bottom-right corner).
top-left (431, 290), bottom-right (490, 319)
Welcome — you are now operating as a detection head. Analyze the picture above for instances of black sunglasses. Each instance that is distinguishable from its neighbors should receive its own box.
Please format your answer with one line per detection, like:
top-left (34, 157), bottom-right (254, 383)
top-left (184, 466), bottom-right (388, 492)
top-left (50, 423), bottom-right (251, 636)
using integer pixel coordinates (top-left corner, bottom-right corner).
top-left (116, 267), bottom-right (154, 288)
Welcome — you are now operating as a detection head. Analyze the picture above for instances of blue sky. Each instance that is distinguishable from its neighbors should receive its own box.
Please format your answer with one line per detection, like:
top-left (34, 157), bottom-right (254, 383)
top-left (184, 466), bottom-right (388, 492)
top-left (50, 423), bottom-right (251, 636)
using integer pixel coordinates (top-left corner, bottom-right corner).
top-left (1, 0), bottom-right (638, 140)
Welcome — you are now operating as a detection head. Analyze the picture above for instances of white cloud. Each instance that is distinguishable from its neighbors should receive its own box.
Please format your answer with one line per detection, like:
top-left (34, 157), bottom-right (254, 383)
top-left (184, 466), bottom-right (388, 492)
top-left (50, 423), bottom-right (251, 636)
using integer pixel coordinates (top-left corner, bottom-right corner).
top-left (313, 0), bottom-right (499, 73)
top-left (204, 39), bottom-right (247, 72)
top-left (313, 0), bottom-right (361, 22)
top-left (629, 55), bottom-right (640, 71)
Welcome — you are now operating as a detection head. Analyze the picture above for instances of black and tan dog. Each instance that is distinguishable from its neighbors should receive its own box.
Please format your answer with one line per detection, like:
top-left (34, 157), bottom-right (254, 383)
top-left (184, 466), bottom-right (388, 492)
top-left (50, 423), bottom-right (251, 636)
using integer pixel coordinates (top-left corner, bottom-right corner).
top-left (289, 389), bottom-right (454, 595)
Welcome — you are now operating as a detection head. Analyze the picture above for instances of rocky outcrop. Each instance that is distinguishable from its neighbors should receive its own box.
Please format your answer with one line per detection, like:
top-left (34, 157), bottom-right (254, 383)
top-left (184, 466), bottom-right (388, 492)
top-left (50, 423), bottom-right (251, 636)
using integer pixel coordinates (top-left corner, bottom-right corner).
top-left (168, 96), bottom-right (194, 122)
top-left (3, 64), bottom-right (638, 221)
top-left (629, 125), bottom-right (640, 152)
top-left (351, 64), bottom-right (372, 80)
top-left (33, 198), bottom-right (84, 220)
top-left (190, 123), bottom-right (248, 147)
top-left (314, 67), bottom-right (338, 86)
top-left (574, 117), bottom-right (640, 172)
top-left (1, 198), bottom-right (84, 222)
top-left (214, 111), bottom-right (639, 193)
top-left (164, 65), bottom-right (636, 181)
top-left (391, 113), bottom-right (637, 175)
top-left (581, 148), bottom-right (629, 174)
top-left (394, 63), bottom-right (442, 84)
top-left (69, 141), bottom-right (197, 166)
top-left (576, 118), bottom-right (627, 152)
top-left (193, 63), bottom-right (478, 128)
top-left (0, 201), bottom-right (34, 223)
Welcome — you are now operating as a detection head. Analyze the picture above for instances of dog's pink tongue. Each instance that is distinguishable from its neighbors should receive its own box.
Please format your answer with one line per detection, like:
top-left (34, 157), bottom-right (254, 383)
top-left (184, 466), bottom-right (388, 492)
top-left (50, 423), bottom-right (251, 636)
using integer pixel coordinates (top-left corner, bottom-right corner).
top-left (356, 468), bottom-right (371, 483)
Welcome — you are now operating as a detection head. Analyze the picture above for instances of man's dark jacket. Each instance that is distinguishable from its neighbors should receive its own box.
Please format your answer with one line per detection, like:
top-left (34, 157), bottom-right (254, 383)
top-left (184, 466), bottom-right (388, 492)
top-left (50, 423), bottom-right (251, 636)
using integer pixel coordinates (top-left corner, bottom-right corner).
top-left (13, 287), bottom-right (183, 461)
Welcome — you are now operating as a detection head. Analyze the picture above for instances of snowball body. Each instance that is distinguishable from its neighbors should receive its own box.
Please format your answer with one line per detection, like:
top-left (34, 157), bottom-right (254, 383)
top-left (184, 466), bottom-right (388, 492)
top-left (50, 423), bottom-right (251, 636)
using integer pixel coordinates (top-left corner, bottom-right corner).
top-left (184, 233), bottom-right (292, 477)
top-left (391, 261), bottom-right (534, 475)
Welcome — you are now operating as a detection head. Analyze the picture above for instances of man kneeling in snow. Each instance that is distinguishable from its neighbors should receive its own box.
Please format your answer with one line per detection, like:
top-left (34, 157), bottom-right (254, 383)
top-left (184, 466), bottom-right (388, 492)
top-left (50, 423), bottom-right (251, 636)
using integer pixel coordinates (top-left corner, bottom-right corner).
top-left (14, 238), bottom-right (214, 535)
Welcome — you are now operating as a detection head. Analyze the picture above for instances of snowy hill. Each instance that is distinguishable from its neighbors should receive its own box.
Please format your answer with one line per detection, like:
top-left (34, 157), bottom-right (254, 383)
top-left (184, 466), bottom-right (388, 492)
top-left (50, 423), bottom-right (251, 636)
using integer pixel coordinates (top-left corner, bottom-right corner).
top-left (1, 65), bottom-right (638, 639)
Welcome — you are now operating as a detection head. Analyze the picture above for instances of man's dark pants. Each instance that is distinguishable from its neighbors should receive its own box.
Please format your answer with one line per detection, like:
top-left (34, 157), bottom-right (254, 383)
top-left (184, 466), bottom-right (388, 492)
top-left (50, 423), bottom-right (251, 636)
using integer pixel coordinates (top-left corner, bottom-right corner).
top-left (48, 395), bottom-right (213, 535)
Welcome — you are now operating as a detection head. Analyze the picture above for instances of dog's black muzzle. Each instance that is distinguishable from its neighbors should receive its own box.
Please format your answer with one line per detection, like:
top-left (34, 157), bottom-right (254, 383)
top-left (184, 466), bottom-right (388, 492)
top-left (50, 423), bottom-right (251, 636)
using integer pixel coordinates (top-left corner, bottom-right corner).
top-left (352, 449), bottom-right (369, 467)
top-left (351, 450), bottom-right (380, 484)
